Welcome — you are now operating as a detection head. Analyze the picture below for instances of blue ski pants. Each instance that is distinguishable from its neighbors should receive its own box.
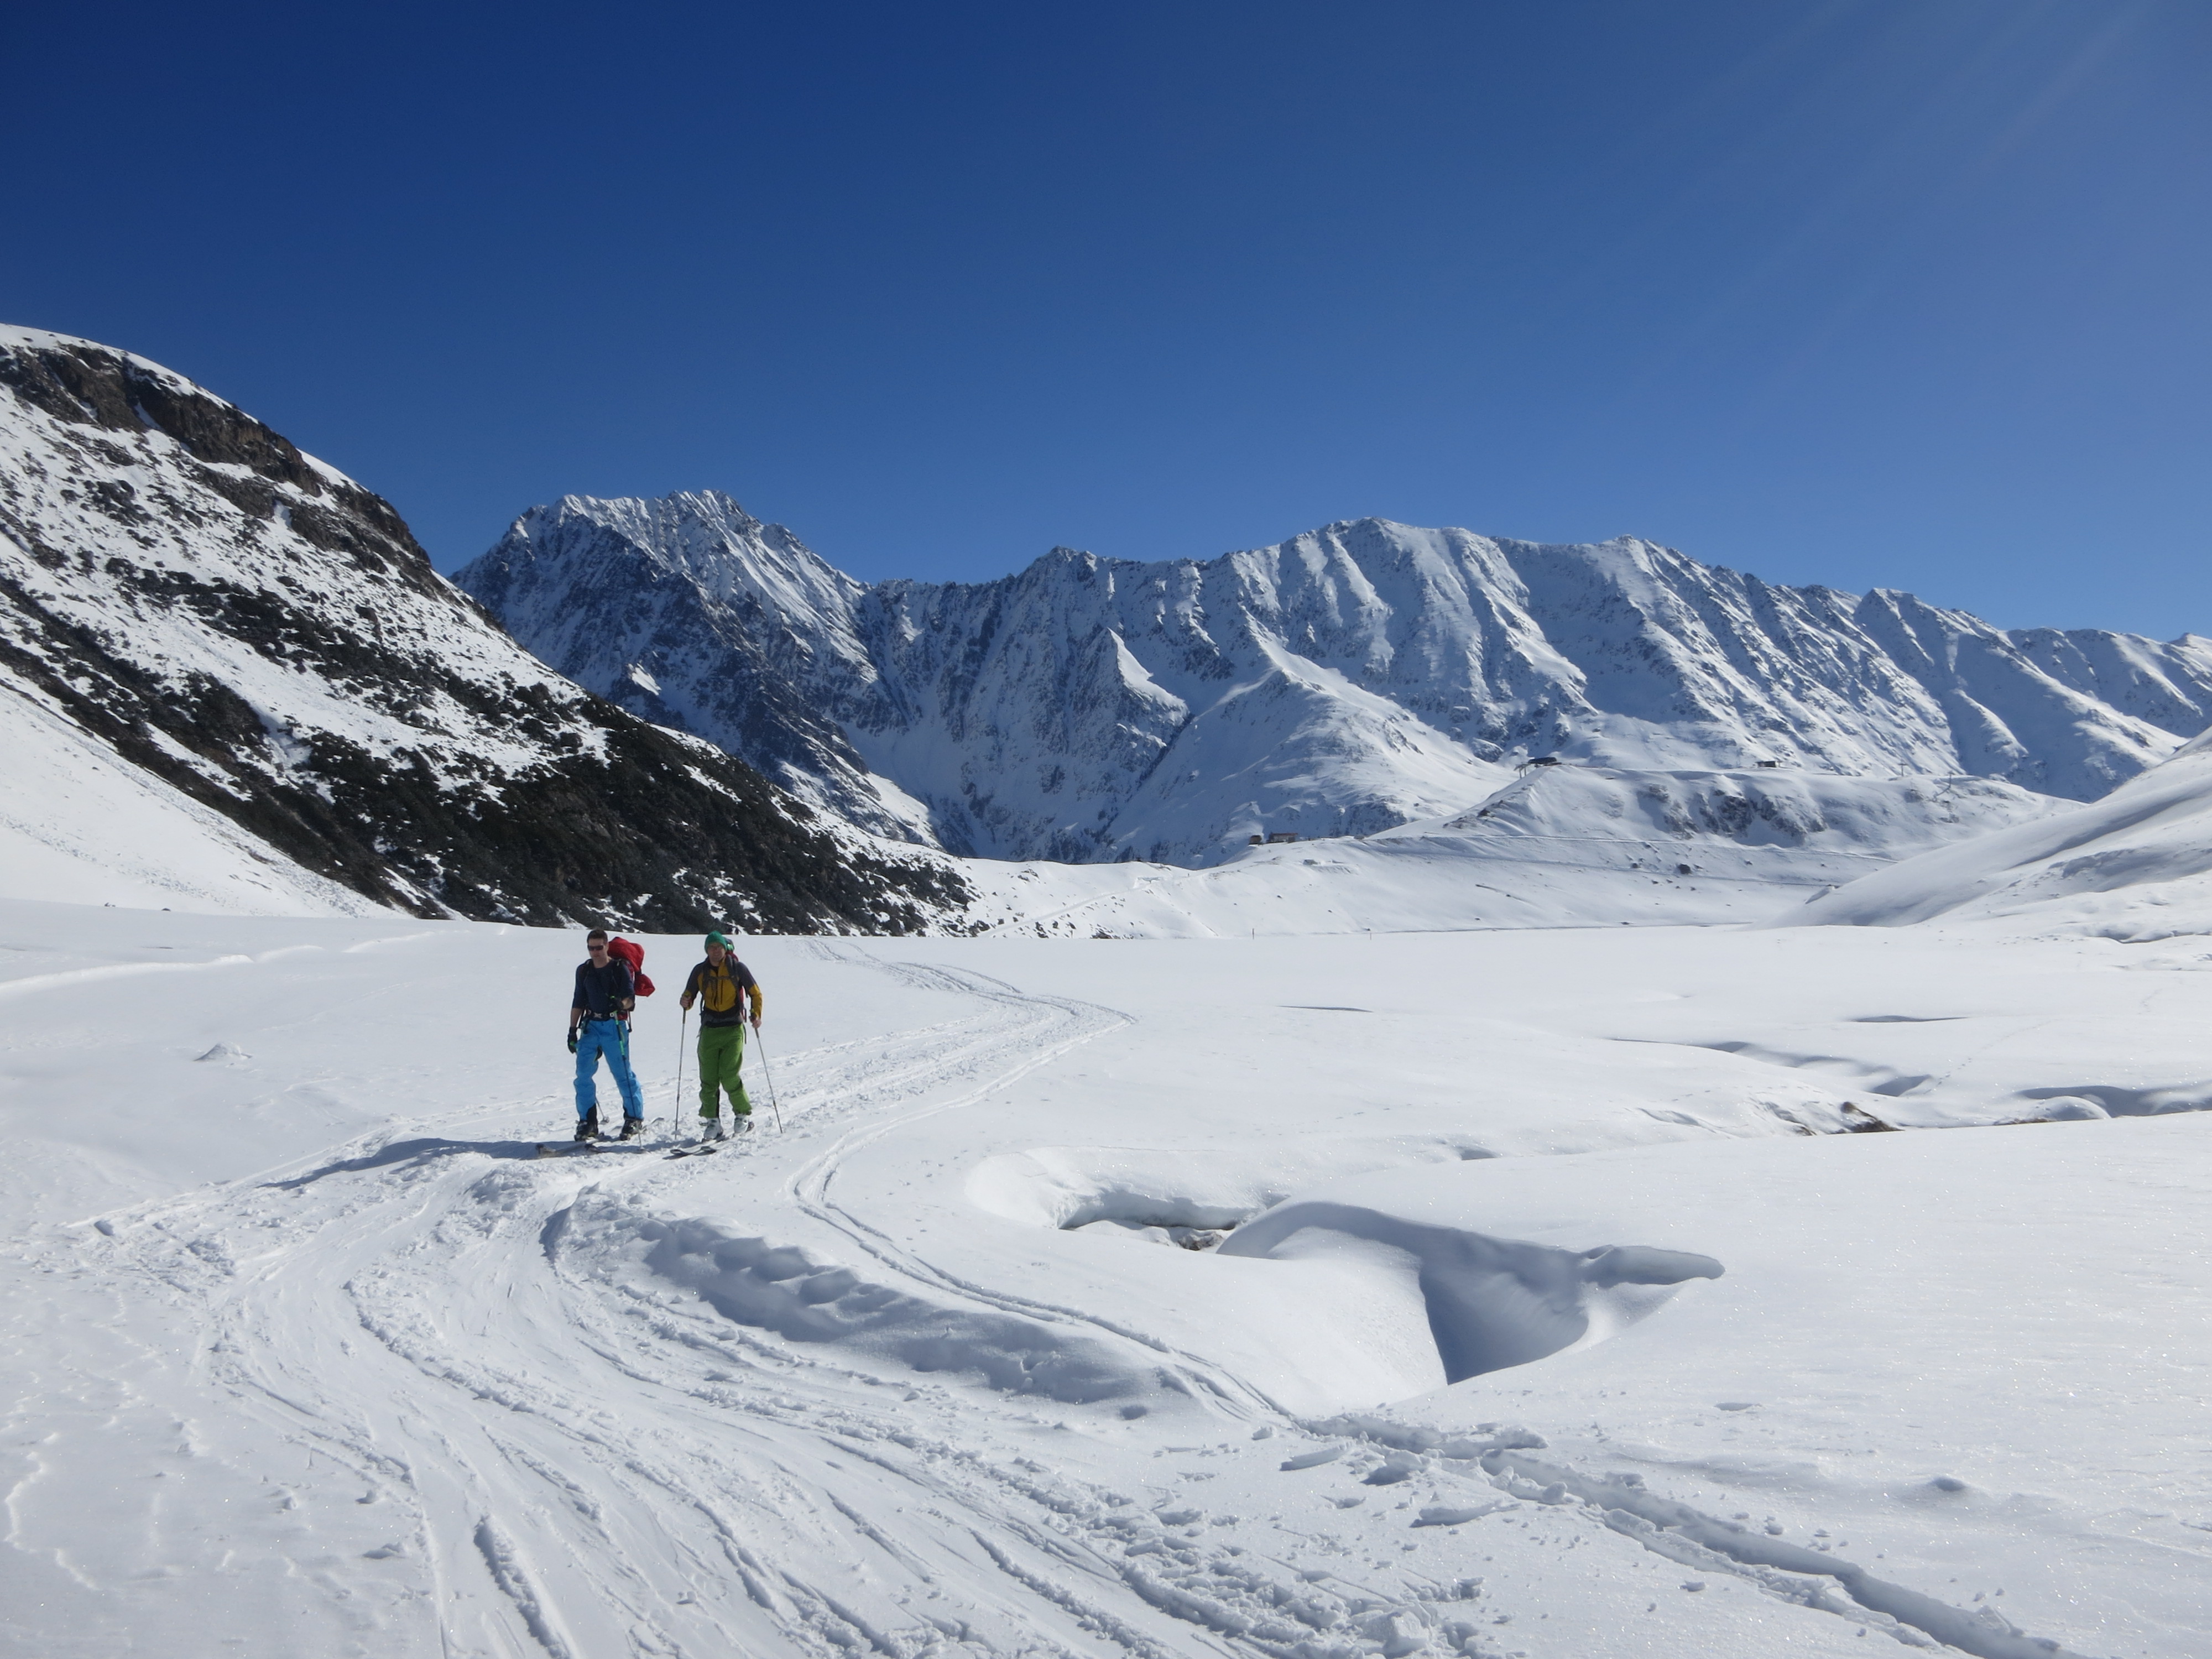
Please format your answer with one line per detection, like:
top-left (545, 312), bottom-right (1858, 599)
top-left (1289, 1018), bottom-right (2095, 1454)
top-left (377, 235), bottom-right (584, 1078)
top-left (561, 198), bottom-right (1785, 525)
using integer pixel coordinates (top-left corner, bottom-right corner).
top-left (573, 1018), bottom-right (645, 1119)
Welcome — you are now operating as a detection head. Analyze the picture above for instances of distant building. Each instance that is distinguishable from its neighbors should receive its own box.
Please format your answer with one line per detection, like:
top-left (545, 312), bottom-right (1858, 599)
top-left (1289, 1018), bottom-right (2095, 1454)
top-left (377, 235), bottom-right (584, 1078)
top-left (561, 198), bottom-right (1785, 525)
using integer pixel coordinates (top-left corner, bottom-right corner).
top-left (1265, 831), bottom-right (1300, 844)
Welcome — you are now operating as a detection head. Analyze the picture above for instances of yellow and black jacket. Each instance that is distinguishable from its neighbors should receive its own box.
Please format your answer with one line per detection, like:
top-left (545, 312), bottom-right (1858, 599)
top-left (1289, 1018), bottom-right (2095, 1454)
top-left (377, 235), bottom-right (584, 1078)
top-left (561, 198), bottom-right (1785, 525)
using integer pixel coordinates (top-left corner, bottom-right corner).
top-left (685, 957), bottom-right (762, 1028)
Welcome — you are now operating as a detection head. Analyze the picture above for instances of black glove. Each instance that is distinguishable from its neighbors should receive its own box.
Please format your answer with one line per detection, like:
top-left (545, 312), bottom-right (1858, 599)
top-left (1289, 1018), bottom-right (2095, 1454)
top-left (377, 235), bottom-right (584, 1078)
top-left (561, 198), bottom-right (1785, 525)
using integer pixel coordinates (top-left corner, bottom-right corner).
top-left (566, 1028), bottom-right (579, 1054)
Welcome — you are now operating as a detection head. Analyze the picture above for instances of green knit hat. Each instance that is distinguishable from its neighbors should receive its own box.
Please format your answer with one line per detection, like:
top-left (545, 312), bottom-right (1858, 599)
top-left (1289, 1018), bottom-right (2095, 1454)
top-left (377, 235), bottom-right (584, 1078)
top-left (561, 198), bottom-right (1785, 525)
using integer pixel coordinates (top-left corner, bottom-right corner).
top-left (705, 931), bottom-right (733, 949)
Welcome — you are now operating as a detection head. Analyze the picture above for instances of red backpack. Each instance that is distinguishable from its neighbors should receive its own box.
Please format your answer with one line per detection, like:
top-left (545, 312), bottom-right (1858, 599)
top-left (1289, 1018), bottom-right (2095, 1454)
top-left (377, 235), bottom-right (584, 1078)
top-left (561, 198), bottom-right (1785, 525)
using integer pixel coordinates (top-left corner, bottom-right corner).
top-left (606, 936), bottom-right (655, 997)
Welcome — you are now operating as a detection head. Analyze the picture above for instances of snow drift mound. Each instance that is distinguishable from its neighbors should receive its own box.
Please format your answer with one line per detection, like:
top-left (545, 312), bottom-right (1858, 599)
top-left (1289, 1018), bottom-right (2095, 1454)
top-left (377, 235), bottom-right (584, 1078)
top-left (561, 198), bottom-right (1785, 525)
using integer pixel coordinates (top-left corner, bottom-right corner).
top-left (1218, 1198), bottom-right (1722, 1383)
top-left (568, 1198), bottom-right (1144, 1405)
top-left (1794, 729), bottom-right (2212, 933)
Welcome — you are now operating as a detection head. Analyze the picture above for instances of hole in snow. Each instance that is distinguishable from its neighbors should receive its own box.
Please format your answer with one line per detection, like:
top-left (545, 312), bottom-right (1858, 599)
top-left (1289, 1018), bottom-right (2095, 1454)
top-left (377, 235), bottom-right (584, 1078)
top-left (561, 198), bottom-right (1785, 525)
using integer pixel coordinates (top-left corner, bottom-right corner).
top-left (967, 1141), bottom-right (1718, 1398)
top-left (1070, 1217), bottom-right (1233, 1251)
top-left (968, 1139), bottom-right (1495, 1237)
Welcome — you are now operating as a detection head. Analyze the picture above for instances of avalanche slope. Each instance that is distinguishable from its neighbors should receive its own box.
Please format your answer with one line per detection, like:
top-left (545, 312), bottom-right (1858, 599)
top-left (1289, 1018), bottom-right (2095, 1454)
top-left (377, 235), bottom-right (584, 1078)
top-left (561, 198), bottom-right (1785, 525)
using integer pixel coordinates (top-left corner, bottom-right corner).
top-left (5, 904), bottom-right (2208, 1659)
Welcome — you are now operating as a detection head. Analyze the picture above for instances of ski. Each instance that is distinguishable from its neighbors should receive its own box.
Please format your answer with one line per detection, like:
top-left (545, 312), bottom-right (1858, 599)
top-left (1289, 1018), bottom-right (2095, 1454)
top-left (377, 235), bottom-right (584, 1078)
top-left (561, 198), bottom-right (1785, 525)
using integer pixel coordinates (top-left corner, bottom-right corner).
top-left (537, 1141), bottom-right (651, 1157)
top-left (666, 1142), bottom-right (719, 1159)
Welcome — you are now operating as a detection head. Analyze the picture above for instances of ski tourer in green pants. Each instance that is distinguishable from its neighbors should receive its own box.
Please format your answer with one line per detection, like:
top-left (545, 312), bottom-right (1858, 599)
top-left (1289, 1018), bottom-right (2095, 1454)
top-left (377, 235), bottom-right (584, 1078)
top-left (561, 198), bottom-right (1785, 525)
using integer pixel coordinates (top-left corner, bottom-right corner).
top-left (680, 931), bottom-right (762, 1143)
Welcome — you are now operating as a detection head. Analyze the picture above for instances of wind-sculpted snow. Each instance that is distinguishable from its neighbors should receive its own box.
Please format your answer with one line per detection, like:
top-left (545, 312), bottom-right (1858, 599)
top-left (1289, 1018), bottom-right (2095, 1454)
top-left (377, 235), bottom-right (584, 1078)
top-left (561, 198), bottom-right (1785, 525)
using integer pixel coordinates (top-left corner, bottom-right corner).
top-left (1218, 1199), bottom-right (1723, 1383)
top-left (595, 1203), bottom-right (1141, 1403)
top-left (0, 328), bottom-right (969, 930)
top-left (462, 493), bottom-right (2211, 865)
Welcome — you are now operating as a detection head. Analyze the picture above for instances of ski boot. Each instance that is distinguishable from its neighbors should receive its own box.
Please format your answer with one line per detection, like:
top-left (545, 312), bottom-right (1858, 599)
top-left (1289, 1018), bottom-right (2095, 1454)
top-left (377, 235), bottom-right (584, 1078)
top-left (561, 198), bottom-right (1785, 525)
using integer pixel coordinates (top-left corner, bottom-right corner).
top-left (575, 1108), bottom-right (602, 1142)
top-left (618, 1115), bottom-right (644, 1141)
top-left (731, 1112), bottom-right (755, 1136)
top-left (700, 1115), bottom-right (727, 1144)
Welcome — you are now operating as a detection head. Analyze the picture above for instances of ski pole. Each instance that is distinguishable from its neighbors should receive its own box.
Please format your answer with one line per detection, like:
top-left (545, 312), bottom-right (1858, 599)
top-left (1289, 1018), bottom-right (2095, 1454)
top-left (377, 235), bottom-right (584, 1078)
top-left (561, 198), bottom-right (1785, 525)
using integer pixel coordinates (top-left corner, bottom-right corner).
top-left (755, 1026), bottom-right (784, 1132)
top-left (673, 1006), bottom-right (688, 1136)
top-left (623, 1019), bottom-right (646, 1130)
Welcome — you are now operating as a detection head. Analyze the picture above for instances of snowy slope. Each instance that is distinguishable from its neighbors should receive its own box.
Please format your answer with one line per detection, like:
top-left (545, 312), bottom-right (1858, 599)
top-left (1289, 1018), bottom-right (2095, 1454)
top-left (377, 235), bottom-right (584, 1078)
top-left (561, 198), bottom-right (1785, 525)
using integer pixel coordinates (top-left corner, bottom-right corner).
top-left (952, 766), bottom-right (2064, 938)
top-left (1413, 760), bottom-right (2060, 852)
top-left (1795, 727), bottom-right (2212, 936)
top-left (4, 901), bottom-right (2206, 1658)
top-left (461, 496), bottom-right (2212, 865)
top-left (0, 672), bottom-right (377, 915)
top-left (0, 328), bottom-right (969, 931)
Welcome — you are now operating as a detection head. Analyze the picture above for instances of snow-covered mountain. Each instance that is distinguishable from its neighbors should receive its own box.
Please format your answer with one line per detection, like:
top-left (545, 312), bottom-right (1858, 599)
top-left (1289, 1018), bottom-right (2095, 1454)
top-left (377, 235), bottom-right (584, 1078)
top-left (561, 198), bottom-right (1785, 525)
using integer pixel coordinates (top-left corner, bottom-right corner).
top-left (0, 328), bottom-right (968, 930)
top-left (451, 491), bottom-right (922, 841)
top-left (460, 492), bottom-right (2212, 866)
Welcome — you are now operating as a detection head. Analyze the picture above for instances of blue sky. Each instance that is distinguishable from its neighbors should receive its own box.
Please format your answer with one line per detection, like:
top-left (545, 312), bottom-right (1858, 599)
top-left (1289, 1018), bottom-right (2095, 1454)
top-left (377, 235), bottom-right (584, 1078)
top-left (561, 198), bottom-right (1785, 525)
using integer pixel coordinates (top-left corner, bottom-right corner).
top-left (6, 2), bottom-right (2206, 633)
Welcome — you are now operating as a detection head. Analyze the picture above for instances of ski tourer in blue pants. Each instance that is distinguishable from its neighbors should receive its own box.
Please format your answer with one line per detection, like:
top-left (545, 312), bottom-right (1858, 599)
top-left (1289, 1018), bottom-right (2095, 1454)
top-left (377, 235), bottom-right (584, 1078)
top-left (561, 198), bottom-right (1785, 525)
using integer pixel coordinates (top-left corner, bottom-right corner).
top-left (573, 1016), bottom-right (644, 1121)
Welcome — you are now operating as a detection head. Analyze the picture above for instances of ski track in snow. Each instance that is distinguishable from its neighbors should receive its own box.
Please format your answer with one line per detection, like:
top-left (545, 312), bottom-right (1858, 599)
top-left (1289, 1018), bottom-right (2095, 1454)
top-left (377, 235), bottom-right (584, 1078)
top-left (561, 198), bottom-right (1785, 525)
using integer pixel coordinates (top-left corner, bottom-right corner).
top-left (46, 954), bottom-right (1265, 1659)
top-left (18, 946), bottom-right (2114, 1658)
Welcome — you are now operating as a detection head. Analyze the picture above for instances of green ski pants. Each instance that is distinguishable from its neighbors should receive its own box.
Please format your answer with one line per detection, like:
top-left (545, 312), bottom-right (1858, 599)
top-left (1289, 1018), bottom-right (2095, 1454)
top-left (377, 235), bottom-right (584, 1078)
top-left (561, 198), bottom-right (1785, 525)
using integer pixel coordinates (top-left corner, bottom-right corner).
top-left (696, 1024), bottom-right (752, 1119)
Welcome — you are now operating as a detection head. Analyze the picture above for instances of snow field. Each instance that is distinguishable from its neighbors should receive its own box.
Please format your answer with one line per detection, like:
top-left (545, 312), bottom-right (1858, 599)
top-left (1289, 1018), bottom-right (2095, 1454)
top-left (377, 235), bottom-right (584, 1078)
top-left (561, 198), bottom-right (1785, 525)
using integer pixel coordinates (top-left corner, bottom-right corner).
top-left (1263, 1123), bottom-right (2212, 1656)
top-left (2, 902), bottom-right (2207, 1657)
